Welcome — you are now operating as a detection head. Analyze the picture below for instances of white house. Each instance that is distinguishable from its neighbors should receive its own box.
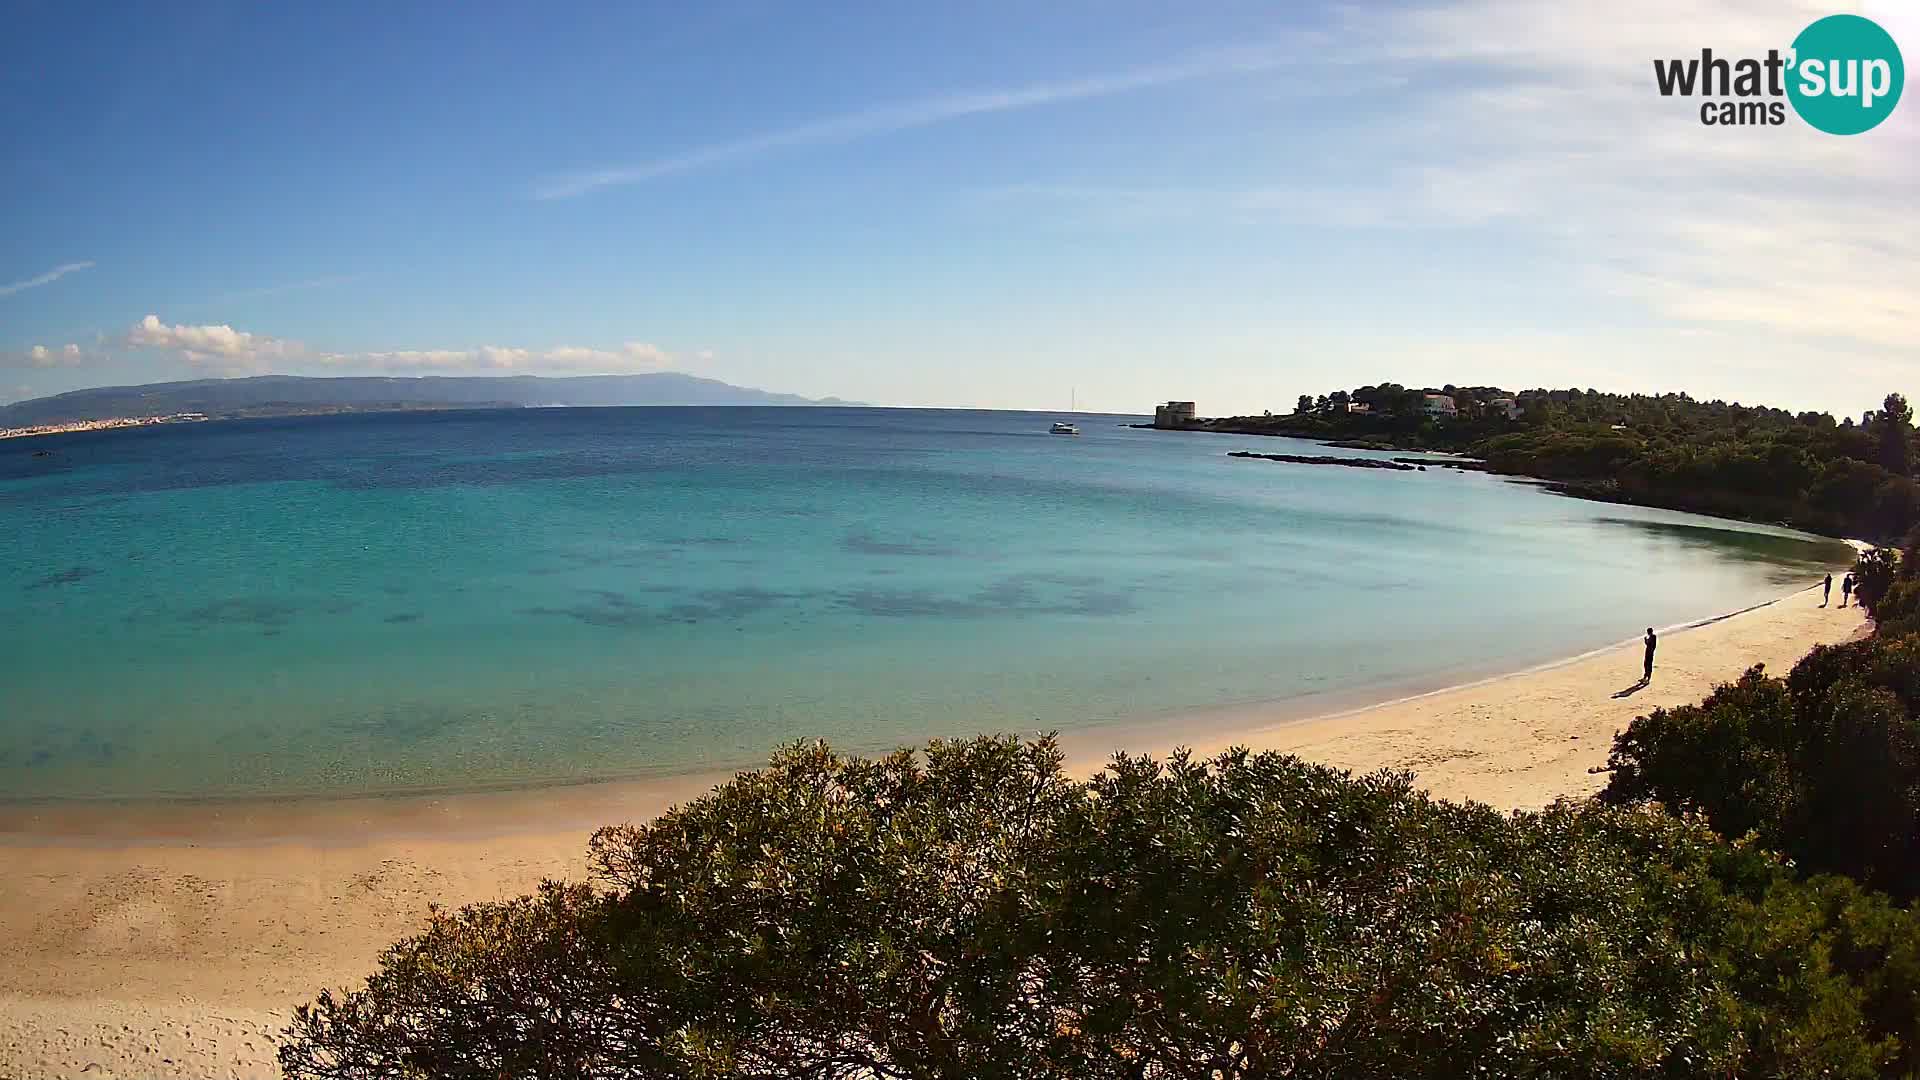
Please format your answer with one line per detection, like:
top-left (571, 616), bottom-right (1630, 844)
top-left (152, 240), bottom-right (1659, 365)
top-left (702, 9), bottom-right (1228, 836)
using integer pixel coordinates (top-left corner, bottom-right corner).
top-left (1346, 401), bottom-right (1372, 414)
top-left (1421, 394), bottom-right (1457, 420)
top-left (1488, 397), bottom-right (1521, 420)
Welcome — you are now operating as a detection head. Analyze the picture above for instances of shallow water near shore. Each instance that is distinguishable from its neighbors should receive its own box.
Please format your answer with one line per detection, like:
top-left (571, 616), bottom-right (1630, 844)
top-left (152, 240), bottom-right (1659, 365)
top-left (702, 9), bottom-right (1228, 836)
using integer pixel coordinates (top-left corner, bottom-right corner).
top-left (0, 406), bottom-right (1853, 801)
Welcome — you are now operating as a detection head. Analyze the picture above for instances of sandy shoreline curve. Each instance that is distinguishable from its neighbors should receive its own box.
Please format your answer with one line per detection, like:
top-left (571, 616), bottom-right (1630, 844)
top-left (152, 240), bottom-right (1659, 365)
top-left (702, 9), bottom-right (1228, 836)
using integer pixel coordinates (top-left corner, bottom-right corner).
top-left (0, 587), bottom-right (1870, 1078)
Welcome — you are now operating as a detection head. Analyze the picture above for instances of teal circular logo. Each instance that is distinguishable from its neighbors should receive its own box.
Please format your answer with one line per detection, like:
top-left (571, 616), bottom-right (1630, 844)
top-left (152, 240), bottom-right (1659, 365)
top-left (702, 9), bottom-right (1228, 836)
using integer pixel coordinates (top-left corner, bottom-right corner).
top-left (1787, 14), bottom-right (1904, 134)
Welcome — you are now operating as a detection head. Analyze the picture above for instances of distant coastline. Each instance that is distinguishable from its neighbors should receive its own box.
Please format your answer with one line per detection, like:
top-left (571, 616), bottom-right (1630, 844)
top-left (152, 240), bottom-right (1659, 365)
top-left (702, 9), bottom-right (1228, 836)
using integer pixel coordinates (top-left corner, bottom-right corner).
top-left (0, 372), bottom-right (854, 429)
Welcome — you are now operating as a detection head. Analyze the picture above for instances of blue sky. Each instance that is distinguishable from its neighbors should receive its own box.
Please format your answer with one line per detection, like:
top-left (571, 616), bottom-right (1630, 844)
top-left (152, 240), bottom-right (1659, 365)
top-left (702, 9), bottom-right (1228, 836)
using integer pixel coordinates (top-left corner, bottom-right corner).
top-left (2, 0), bottom-right (1914, 416)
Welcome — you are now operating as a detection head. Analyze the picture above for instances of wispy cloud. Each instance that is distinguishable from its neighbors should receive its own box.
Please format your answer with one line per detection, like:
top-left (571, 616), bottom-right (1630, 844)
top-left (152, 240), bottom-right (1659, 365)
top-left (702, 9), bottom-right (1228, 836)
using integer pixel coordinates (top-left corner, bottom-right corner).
top-left (1354, 0), bottom-right (1919, 354)
top-left (0, 261), bottom-right (94, 298)
top-left (533, 43), bottom-right (1301, 199)
top-left (984, 0), bottom-right (1919, 367)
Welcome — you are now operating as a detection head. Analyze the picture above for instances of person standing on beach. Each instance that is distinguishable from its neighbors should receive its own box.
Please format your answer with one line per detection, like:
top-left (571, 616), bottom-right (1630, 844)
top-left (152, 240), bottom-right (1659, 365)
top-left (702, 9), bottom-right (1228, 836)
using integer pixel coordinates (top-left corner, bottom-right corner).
top-left (1823, 573), bottom-right (1833, 606)
top-left (1643, 627), bottom-right (1657, 682)
top-left (1842, 573), bottom-right (1855, 607)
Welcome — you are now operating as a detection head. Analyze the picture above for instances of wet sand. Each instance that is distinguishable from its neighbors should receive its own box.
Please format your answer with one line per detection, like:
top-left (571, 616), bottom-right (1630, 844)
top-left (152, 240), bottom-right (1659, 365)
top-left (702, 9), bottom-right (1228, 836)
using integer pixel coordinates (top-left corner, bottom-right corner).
top-left (0, 588), bottom-right (1868, 1078)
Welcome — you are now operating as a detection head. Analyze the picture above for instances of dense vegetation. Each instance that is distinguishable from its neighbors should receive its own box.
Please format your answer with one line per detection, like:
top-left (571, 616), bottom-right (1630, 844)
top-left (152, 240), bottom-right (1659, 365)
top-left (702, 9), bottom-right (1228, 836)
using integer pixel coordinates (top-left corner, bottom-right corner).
top-left (1604, 533), bottom-right (1920, 896)
top-left (1218, 386), bottom-right (1920, 542)
top-left (1601, 632), bottom-right (1920, 899)
top-left (284, 735), bottom-right (1920, 1078)
top-left (1592, 534), bottom-right (1920, 1079)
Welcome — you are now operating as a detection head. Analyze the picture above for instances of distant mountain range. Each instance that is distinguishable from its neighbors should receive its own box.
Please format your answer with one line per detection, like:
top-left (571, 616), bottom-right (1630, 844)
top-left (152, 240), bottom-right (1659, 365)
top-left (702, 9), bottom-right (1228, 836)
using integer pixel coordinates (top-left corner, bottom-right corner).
top-left (0, 374), bottom-right (856, 426)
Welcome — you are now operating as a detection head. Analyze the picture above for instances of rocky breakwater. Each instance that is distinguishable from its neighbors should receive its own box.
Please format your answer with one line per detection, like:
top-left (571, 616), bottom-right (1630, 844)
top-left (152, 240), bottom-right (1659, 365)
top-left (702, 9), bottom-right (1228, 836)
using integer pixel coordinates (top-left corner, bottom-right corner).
top-left (1227, 451), bottom-right (1419, 471)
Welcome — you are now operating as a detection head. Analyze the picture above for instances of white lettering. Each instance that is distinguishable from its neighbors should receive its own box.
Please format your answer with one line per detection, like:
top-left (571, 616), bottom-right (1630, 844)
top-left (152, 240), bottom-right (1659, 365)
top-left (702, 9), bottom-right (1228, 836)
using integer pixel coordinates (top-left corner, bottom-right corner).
top-left (1800, 57), bottom-right (1827, 96)
top-left (1863, 59), bottom-right (1892, 107)
top-left (1831, 58), bottom-right (1858, 98)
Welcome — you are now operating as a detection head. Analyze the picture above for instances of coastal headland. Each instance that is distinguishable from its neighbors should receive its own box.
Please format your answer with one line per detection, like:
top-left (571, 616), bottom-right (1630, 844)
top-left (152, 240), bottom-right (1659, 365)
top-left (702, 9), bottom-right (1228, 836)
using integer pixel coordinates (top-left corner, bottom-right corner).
top-left (1149, 386), bottom-right (1920, 546)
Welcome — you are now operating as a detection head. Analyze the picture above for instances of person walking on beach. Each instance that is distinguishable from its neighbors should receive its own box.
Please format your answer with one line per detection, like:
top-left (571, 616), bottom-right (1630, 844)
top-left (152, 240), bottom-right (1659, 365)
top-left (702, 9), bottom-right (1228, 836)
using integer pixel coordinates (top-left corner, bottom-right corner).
top-left (1842, 573), bottom-right (1855, 608)
top-left (1823, 573), bottom-right (1833, 607)
top-left (1642, 627), bottom-right (1657, 682)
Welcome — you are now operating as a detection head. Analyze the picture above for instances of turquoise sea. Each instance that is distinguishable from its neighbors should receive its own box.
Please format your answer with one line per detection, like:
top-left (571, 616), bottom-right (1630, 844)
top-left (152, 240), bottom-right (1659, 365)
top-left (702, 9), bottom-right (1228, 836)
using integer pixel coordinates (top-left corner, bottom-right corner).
top-left (0, 407), bottom-right (1852, 801)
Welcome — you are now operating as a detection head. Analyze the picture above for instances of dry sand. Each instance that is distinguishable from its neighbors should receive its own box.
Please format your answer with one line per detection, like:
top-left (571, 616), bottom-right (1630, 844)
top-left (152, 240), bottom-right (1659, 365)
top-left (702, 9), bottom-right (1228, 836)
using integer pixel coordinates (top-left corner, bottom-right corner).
top-left (0, 589), bottom-right (1868, 1079)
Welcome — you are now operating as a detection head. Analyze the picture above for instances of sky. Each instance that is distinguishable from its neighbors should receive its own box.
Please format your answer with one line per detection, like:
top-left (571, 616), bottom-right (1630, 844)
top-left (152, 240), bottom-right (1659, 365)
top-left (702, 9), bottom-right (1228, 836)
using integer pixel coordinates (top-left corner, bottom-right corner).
top-left (1, 0), bottom-right (1915, 417)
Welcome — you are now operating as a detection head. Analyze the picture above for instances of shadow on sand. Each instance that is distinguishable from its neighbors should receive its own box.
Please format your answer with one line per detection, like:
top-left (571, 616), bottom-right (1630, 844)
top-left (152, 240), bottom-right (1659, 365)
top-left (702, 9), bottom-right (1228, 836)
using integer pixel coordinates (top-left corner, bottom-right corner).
top-left (1612, 677), bottom-right (1651, 699)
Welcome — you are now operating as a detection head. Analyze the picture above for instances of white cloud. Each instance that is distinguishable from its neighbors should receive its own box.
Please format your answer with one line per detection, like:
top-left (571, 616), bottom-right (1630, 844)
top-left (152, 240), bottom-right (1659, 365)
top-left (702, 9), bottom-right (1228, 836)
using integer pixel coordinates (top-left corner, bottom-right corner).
top-left (621, 342), bottom-right (671, 368)
top-left (6, 342), bottom-right (90, 369)
top-left (126, 314), bottom-right (304, 374)
top-left (110, 309), bottom-right (683, 376)
top-left (329, 341), bottom-right (676, 373)
top-left (0, 261), bottom-right (94, 298)
top-left (533, 41), bottom-right (1303, 198)
top-left (990, 0), bottom-right (1918, 371)
top-left (115, 313), bottom-right (683, 377)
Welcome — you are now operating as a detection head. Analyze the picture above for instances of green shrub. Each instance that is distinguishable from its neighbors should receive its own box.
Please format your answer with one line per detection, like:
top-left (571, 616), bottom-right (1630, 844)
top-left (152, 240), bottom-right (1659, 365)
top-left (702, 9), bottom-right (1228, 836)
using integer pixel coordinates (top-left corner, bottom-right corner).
top-left (1857, 548), bottom-right (1904, 612)
top-left (1603, 634), bottom-right (1920, 902)
top-left (1859, 546), bottom-right (1920, 637)
top-left (283, 736), bottom-right (1916, 1079)
top-left (1875, 578), bottom-right (1920, 638)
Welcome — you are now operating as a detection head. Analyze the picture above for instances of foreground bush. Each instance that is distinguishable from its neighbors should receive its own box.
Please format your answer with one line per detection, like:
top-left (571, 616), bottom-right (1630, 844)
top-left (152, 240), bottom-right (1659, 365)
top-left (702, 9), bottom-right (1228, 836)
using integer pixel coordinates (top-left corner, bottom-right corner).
top-left (1860, 538), bottom-right (1920, 637)
top-left (1602, 630), bottom-right (1920, 903)
top-left (281, 736), bottom-right (1920, 1078)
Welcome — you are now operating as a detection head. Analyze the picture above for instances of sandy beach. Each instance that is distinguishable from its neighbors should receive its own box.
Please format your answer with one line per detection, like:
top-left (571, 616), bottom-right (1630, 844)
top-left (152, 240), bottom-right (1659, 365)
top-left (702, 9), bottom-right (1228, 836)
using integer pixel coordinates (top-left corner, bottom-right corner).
top-left (0, 588), bottom-right (1868, 1079)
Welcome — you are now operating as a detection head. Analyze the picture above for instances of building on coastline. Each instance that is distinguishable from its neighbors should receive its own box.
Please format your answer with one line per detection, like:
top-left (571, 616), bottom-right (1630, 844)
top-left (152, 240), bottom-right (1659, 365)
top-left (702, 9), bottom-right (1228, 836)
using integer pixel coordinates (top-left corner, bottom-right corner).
top-left (1346, 401), bottom-right (1372, 414)
top-left (1153, 401), bottom-right (1197, 428)
top-left (1421, 394), bottom-right (1458, 420)
top-left (1487, 397), bottom-right (1521, 420)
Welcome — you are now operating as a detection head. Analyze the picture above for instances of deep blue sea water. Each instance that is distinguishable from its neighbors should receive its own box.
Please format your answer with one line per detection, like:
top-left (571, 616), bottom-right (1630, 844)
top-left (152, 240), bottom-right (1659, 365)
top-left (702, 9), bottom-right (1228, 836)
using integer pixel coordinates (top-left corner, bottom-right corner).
top-left (0, 407), bottom-right (1852, 801)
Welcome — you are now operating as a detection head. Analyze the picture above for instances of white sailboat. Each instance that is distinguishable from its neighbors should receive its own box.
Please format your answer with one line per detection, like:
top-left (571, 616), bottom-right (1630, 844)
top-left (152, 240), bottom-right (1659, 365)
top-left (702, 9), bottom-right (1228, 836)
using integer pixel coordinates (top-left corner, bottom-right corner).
top-left (1050, 389), bottom-right (1081, 435)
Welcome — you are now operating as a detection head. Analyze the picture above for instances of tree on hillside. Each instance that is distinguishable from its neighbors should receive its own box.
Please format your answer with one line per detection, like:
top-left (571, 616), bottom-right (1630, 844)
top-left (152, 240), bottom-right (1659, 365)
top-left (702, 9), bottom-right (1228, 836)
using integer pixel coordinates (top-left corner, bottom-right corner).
top-left (1295, 394), bottom-right (1313, 415)
top-left (1218, 385), bottom-right (1920, 542)
top-left (282, 736), bottom-right (1920, 1079)
top-left (1879, 393), bottom-right (1913, 475)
